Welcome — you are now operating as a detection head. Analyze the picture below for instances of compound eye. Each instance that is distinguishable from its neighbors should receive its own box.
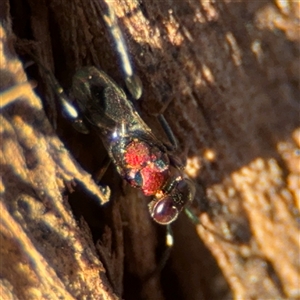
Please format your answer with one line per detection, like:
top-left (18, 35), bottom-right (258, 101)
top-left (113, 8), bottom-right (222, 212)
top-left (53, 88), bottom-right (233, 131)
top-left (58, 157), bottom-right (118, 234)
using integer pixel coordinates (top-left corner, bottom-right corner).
top-left (150, 197), bottom-right (179, 225)
top-left (149, 178), bottom-right (196, 225)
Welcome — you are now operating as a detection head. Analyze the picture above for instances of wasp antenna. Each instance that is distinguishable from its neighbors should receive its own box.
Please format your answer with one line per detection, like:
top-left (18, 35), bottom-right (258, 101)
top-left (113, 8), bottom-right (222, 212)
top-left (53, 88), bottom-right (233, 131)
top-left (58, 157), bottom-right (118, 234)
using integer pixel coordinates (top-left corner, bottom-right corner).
top-left (185, 207), bottom-right (242, 247)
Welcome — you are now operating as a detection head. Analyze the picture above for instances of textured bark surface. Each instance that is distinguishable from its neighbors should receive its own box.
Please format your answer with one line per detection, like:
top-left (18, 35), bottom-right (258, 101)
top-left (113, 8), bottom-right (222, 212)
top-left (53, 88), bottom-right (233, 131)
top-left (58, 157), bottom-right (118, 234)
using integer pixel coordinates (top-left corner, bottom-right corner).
top-left (1, 0), bottom-right (299, 299)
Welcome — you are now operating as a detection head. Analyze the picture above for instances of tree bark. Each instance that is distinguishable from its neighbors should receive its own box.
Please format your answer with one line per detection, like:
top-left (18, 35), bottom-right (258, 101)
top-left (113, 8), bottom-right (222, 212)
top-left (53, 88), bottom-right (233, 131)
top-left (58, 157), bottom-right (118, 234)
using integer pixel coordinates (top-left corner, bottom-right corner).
top-left (1, 0), bottom-right (299, 299)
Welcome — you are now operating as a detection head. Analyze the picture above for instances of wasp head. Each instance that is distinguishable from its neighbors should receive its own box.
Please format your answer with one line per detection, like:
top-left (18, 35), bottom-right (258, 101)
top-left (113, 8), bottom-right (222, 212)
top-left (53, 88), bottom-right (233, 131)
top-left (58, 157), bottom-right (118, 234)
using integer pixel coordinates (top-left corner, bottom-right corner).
top-left (148, 176), bottom-right (195, 225)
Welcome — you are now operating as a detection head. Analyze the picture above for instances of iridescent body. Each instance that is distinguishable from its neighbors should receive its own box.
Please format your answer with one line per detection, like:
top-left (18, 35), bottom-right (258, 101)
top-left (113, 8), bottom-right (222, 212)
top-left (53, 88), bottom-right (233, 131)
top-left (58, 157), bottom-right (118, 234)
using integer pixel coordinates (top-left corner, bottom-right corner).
top-left (71, 66), bottom-right (195, 224)
top-left (42, 2), bottom-right (195, 225)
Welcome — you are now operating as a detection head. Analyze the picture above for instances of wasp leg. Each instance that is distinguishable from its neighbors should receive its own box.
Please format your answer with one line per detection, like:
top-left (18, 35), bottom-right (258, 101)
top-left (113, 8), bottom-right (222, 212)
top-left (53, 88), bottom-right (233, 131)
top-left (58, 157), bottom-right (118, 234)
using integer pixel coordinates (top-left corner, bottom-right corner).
top-left (157, 114), bottom-right (178, 151)
top-left (101, 2), bottom-right (179, 154)
top-left (143, 224), bottom-right (174, 282)
top-left (155, 224), bottom-right (174, 274)
top-left (94, 154), bottom-right (112, 184)
top-left (53, 88), bottom-right (89, 134)
top-left (32, 56), bottom-right (89, 134)
top-left (48, 74), bottom-right (89, 134)
top-left (102, 1), bottom-right (142, 100)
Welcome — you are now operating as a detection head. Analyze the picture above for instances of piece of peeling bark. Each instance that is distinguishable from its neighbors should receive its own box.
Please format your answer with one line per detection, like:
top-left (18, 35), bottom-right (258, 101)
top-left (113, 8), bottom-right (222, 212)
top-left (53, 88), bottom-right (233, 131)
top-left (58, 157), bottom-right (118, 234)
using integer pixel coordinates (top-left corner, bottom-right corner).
top-left (2, 0), bottom-right (300, 300)
top-left (0, 25), bottom-right (121, 299)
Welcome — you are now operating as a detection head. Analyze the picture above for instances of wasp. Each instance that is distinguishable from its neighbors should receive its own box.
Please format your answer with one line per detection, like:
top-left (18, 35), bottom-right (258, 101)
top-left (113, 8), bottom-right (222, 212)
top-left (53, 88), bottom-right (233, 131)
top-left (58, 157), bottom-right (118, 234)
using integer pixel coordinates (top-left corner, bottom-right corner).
top-left (40, 2), bottom-right (195, 226)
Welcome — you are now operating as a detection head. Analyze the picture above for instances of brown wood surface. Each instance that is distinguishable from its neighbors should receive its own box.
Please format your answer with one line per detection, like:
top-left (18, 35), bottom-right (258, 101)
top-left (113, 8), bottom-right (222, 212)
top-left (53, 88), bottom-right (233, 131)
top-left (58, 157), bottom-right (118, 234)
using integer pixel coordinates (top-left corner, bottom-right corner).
top-left (1, 0), bottom-right (299, 299)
